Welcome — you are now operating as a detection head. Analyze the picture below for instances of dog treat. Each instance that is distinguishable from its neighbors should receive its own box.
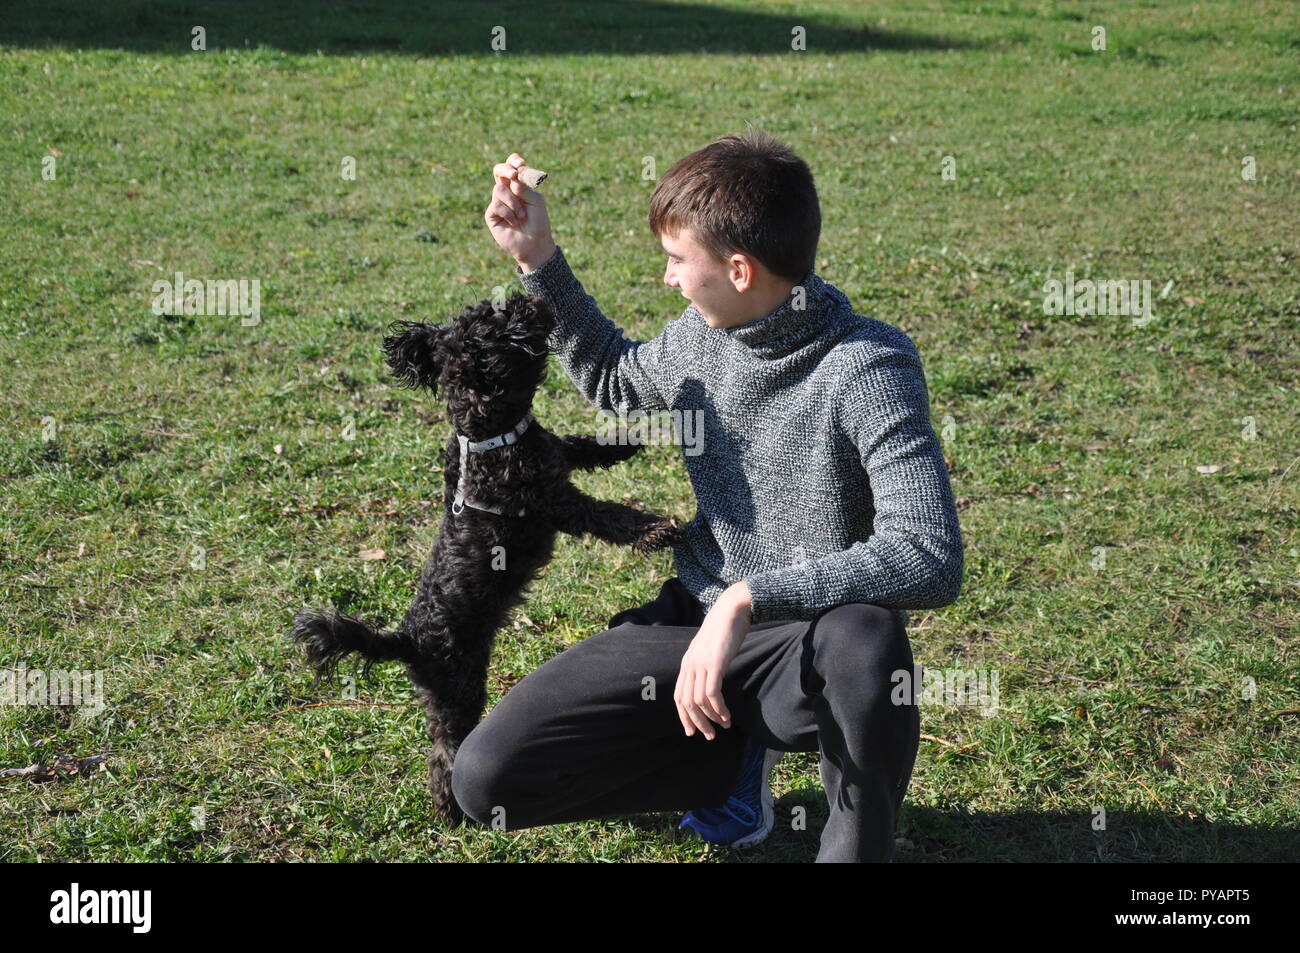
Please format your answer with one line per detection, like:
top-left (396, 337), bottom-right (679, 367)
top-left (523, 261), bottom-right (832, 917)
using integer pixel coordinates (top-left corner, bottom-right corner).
top-left (517, 166), bottom-right (548, 189)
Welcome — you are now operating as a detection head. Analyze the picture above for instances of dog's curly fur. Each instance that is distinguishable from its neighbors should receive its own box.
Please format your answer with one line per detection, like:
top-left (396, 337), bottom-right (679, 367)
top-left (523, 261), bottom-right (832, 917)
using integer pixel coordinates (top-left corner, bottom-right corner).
top-left (290, 292), bottom-right (684, 822)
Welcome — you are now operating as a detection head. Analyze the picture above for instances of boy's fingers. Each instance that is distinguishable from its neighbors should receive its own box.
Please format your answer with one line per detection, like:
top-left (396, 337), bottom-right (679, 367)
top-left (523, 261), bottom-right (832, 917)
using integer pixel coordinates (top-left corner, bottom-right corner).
top-left (693, 683), bottom-right (714, 720)
top-left (683, 679), bottom-right (714, 738)
top-left (703, 671), bottom-right (730, 725)
top-left (682, 682), bottom-right (712, 737)
top-left (494, 156), bottom-right (526, 181)
top-left (492, 175), bottom-right (529, 211)
top-left (675, 673), bottom-right (695, 735)
top-left (696, 692), bottom-right (725, 729)
top-left (492, 183), bottom-right (526, 218)
top-left (488, 199), bottom-right (520, 229)
top-left (492, 161), bottom-right (521, 189)
top-left (691, 705), bottom-right (715, 739)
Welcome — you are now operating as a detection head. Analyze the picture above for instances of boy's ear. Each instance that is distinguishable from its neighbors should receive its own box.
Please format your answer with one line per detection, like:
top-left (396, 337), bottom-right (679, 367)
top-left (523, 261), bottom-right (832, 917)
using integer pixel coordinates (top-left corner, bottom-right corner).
top-left (383, 321), bottom-right (447, 393)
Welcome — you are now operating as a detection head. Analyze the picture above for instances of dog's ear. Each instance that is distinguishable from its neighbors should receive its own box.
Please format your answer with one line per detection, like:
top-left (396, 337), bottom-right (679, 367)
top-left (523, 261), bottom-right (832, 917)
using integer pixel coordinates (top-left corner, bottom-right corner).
top-left (504, 292), bottom-right (557, 352)
top-left (383, 321), bottom-right (447, 393)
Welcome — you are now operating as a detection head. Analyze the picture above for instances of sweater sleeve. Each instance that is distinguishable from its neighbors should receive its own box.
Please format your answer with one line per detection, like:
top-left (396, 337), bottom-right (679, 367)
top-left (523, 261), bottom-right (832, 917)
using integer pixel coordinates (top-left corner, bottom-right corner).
top-left (514, 244), bottom-right (675, 416)
top-left (742, 339), bottom-right (964, 623)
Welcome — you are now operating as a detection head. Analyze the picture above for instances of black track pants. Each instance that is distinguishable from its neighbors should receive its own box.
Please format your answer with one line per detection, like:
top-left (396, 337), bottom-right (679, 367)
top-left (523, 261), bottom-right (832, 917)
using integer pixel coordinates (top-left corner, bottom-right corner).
top-left (452, 577), bottom-right (920, 862)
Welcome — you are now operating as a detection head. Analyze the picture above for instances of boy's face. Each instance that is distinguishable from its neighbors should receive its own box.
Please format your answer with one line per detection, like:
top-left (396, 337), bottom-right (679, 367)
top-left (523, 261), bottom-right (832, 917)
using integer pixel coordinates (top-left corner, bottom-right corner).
top-left (660, 226), bottom-right (744, 329)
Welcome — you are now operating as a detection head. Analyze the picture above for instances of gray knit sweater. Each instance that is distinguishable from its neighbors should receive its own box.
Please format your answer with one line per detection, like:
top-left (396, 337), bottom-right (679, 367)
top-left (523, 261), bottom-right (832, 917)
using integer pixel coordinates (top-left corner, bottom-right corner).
top-left (515, 244), bottom-right (963, 625)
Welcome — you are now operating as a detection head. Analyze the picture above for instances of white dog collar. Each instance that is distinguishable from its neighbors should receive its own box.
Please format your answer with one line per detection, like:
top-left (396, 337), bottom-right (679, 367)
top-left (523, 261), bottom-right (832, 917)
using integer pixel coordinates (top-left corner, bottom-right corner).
top-left (451, 413), bottom-right (533, 517)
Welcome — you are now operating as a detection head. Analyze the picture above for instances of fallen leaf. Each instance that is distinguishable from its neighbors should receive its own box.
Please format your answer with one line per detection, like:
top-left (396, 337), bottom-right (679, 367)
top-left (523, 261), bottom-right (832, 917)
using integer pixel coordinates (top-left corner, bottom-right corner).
top-left (46, 145), bottom-right (64, 157)
top-left (1196, 464), bottom-right (1223, 474)
top-left (1183, 296), bottom-right (1205, 305)
top-left (359, 549), bottom-right (386, 560)
top-left (1082, 442), bottom-right (1109, 451)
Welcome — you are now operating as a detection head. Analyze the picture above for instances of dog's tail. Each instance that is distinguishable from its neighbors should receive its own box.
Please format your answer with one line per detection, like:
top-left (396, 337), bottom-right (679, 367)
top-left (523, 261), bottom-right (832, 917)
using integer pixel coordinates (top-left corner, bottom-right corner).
top-left (290, 610), bottom-right (415, 680)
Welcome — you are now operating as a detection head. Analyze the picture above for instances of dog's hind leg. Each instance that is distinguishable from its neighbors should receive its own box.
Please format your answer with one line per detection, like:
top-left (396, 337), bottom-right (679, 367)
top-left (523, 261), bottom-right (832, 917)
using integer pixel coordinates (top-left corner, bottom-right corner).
top-left (408, 637), bottom-right (495, 824)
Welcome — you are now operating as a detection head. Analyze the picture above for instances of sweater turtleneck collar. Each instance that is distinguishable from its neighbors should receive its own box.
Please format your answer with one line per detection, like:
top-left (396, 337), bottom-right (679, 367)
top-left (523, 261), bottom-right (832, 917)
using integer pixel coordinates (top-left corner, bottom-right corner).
top-left (709, 269), bottom-right (849, 358)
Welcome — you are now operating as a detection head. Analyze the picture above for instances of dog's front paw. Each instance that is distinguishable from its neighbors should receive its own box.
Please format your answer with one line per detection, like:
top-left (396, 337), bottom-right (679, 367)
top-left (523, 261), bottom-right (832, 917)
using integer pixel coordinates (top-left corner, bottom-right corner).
top-left (605, 433), bottom-right (644, 462)
top-left (632, 517), bottom-right (686, 554)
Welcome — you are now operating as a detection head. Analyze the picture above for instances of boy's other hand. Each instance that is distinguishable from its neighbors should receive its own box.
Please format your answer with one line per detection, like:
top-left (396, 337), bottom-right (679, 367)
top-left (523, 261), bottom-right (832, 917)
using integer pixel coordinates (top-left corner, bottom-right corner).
top-left (674, 583), bottom-right (752, 740)
top-left (487, 153), bottom-right (556, 271)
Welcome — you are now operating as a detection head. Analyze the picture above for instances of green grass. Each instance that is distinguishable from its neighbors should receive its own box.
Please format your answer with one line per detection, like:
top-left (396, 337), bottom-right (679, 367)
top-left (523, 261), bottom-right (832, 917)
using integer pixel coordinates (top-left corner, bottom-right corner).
top-left (1, 0), bottom-right (1297, 862)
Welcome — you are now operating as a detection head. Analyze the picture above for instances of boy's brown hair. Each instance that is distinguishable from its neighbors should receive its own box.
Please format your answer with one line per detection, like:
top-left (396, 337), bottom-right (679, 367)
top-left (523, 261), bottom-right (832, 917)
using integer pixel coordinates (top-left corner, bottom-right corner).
top-left (648, 125), bottom-right (821, 284)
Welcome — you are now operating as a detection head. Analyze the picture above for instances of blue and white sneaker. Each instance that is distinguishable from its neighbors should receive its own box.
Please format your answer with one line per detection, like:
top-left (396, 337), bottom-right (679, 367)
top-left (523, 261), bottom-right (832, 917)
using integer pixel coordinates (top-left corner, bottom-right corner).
top-left (679, 737), bottom-right (782, 848)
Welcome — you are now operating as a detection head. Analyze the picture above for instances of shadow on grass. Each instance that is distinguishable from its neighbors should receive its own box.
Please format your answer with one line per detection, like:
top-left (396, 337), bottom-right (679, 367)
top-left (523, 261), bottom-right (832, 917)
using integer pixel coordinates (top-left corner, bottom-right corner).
top-left (620, 798), bottom-right (1300, 862)
top-left (0, 0), bottom-right (985, 56)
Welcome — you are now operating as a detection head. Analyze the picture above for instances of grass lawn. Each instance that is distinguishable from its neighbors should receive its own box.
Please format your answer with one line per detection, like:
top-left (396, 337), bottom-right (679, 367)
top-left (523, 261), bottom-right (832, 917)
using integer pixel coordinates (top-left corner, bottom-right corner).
top-left (1, 0), bottom-right (1296, 862)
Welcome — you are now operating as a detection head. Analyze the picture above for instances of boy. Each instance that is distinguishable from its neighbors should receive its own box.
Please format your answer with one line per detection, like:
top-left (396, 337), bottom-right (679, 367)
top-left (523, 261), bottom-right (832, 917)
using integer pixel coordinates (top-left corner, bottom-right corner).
top-left (454, 129), bottom-right (963, 862)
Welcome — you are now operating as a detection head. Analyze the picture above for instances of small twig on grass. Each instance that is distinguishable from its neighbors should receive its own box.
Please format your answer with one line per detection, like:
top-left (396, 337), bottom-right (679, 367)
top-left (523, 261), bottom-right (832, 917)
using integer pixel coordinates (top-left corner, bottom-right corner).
top-left (142, 427), bottom-right (195, 439)
top-left (920, 734), bottom-right (982, 753)
top-left (270, 699), bottom-right (405, 717)
top-left (1263, 453), bottom-right (1300, 508)
top-left (1, 752), bottom-right (109, 781)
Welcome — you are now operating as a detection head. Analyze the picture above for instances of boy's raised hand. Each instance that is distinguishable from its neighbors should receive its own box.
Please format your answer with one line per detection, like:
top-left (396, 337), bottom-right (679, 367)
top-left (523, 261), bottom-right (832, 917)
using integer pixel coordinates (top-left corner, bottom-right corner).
top-left (486, 153), bottom-right (556, 270)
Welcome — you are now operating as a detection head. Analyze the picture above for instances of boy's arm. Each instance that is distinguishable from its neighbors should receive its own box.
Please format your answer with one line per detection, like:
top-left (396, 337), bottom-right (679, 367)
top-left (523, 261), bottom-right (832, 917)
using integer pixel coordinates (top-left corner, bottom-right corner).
top-left (515, 243), bottom-right (675, 417)
top-left (742, 340), bottom-right (964, 624)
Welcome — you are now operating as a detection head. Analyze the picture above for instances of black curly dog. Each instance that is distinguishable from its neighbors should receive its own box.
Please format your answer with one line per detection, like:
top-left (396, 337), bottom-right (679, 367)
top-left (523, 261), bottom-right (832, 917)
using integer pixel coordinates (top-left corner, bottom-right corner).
top-left (290, 292), bottom-right (683, 822)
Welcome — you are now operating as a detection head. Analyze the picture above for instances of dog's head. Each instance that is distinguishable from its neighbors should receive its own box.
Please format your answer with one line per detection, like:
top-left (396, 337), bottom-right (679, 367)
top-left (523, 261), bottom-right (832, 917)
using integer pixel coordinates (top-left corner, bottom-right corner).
top-left (382, 293), bottom-right (556, 407)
